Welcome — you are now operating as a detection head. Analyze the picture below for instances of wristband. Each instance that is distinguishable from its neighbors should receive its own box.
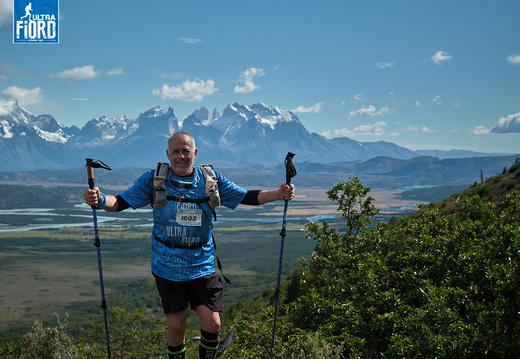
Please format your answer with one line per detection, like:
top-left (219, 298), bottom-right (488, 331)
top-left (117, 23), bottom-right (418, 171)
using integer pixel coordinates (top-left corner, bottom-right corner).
top-left (96, 192), bottom-right (107, 209)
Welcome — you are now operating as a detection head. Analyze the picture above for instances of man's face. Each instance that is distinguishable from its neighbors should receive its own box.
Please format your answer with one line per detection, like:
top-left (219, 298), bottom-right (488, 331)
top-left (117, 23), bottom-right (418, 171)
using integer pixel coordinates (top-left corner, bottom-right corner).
top-left (166, 135), bottom-right (198, 176)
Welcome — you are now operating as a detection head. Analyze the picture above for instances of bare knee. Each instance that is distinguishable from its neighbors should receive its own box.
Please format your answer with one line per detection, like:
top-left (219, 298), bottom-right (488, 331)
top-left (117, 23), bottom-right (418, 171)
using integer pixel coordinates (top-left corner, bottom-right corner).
top-left (168, 319), bottom-right (185, 332)
top-left (165, 312), bottom-right (187, 346)
top-left (195, 305), bottom-right (221, 334)
top-left (203, 316), bottom-right (220, 334)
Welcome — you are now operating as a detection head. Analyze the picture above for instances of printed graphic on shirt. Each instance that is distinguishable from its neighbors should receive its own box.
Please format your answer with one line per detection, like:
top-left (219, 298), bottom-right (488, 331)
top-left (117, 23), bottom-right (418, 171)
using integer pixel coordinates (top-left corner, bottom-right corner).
top-left (165, 225), bottom-right (202, 246)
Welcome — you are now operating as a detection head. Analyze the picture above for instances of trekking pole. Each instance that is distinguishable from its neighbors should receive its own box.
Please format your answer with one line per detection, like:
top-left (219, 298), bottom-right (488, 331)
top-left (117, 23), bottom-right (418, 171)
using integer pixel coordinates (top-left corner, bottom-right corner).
top-left (85, 158), bottom-right (112, 359)
top-left (271, 152), bottom-right (297, 348)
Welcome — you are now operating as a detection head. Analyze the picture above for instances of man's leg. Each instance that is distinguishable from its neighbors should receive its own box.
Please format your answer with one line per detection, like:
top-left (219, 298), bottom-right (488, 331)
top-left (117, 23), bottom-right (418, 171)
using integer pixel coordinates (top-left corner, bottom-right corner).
top-left (154, 274), bottom-right (190, 358)
top-left (195, 305), bottom-right (221, 359)
top-left (165, 311), bottom-right (187, 359)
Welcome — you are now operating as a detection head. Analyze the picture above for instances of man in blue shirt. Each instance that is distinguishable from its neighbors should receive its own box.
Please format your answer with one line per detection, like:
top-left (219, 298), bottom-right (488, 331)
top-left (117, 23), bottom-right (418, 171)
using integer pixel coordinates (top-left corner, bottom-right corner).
top-left (84, 131), bottom-right (295, 359)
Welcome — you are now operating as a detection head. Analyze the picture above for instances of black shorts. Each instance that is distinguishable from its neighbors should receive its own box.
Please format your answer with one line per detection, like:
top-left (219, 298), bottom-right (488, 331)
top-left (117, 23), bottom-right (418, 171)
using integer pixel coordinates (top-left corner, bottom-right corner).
top-left (153, 272), bottom-right (224, 314)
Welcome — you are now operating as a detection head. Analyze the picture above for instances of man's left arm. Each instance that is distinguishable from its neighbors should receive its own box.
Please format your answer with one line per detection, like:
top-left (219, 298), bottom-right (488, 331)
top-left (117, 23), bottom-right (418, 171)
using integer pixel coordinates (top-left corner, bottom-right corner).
top-left (241, 184), bottom-right (295, 205)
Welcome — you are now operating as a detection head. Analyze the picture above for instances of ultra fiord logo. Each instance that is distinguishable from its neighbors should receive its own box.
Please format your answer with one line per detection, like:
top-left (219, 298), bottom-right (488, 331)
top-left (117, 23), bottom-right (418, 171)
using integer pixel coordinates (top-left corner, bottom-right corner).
top-left (13, 0), bottom-right (59, 44)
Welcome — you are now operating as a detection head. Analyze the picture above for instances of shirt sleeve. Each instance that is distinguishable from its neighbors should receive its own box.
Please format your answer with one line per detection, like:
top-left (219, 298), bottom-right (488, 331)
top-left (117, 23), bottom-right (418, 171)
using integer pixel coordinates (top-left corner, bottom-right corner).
top-left (215, 170), bottom-right (248, 209)
top-left (118, 169), bottom-right (154, 209)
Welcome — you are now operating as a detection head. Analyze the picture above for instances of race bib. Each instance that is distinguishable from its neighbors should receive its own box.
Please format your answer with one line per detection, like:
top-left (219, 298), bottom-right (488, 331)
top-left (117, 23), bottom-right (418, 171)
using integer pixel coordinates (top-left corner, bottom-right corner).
top-left (175, 202), bottom-right (202, 226)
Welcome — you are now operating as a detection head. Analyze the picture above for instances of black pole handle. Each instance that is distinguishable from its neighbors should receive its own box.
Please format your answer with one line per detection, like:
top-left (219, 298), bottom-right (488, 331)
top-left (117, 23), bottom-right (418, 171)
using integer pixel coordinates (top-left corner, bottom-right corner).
top-left (85, 158), bottom-right (112, 208)
top-left (284, 152), bottom-right (297, 186)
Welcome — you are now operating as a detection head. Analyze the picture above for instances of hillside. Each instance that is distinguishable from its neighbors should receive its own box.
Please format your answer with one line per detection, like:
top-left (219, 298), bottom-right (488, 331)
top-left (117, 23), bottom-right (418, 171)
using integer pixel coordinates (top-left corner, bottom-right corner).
top-left (431, 158), bottom-right (520, 215)
top-left (219, 161), bottom-right (520, 358)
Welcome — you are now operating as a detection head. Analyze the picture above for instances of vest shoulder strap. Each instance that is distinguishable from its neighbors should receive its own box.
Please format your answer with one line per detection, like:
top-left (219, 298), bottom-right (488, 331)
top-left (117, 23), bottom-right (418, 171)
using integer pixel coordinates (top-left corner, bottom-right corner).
top-left (152, 163), bottom-right (221, 210)
top-left (201, 164), bottom-right (221, 209)
top-left (152, 162), bottom-right (169, 208)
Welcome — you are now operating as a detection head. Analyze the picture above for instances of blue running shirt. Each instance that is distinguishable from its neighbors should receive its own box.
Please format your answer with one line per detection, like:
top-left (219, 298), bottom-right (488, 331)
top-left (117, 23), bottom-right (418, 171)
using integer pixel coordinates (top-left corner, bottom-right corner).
top-left (119, 165), bottom-right (247, 281)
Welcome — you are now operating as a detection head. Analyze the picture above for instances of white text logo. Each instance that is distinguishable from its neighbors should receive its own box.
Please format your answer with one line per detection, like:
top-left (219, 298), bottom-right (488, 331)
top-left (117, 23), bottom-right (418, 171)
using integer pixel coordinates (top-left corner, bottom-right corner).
top-left (13, 0), bottom-right (59, 44)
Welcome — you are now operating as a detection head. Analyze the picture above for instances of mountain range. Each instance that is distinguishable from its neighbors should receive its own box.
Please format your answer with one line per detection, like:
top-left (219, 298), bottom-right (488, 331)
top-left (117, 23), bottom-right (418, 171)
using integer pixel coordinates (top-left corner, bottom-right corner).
top-left (0, 99), bottom-right (513, 172)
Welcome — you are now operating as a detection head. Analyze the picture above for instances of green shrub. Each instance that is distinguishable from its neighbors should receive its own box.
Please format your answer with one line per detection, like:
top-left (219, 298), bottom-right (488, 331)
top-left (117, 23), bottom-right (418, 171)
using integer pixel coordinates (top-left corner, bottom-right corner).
top-left (0, 315), bottom-right (102, 359)
top-left (288, 183), bottom-right (519, 357)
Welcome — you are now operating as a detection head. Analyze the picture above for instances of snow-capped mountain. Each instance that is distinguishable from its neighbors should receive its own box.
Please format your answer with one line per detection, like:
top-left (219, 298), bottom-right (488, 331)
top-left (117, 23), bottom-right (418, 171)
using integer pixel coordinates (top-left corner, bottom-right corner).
top-left (72, 115), bottom-right (137, 148)
top-left (0, 99), bottom-right (495, 171)
top-left (97, 106), bottom-right (180, 167)
top-left (0, 99), bottom-right (80, 170)
top-left (0, 100), bottom-right (70, 143)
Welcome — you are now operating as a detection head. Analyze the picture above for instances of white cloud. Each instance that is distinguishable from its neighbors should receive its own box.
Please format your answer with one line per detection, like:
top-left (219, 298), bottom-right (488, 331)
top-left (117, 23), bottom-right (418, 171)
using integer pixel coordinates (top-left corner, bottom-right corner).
top-left (376, 62), bottom-right (395, 69)
top-left (404, 125), bottom-right (418, 132)
top-left (181, 38), bottom-right (203, 44)
top-left (470, 126), bottom-right (491, 135)
top-left (506, 54), bottom-right (520, 65)
top-left (106, 68), bottom-right (124, 76)
top-left (422, 126), bottom-right (435, 133)
top-left (0, 0), bottom-right (12, 27)
top-left (490, 112), bottom-right (520, 134)
top-left (292, 102), bottom-right (323, 113)
top-left (353, 94), bottom-right (365, 102)
top-left (1, 86), bottom-right (43, 105)
top-left (469, 112), bottom-right (520, 135)
top-left (274, 65), bottom-right (288, 75)
top-left (49, 65), bottom-right (100, 80)
top-left (234, 68), bottom-right (266, 94)
top-left (152, 79), bottom-right (218, 102)
top-left (431, 50), bottom-right (452, 65)
top-left (323, 121), bottom-right (387, 137)
top-left (432, 95), bottom-right (442, 104)
top-left (348, 105), bottom-right (390, 117)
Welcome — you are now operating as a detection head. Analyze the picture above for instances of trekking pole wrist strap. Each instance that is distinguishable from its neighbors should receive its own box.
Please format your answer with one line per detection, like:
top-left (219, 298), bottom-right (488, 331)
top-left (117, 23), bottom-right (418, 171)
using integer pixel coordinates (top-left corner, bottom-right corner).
top-left (95, 192), bottom-right (107, 209)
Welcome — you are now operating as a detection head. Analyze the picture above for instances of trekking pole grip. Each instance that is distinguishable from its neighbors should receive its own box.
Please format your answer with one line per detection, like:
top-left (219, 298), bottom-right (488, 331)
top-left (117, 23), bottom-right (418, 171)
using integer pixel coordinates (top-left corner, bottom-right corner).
top-left (86, 165), bottom-right (95, 189)
top-left (85, 158), bottom-right (112, 189)
top-left (85, 159), bottom-right (96, 210)
top-left (85, 158), bottom-right (112, 209)
top-left (284, 152), bottom-right (297, 186)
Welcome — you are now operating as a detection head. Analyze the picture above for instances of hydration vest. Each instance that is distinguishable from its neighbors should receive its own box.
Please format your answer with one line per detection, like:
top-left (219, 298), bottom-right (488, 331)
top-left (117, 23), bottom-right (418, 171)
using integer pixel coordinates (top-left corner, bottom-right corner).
top-left (151, 162), bottom-right (231, 284)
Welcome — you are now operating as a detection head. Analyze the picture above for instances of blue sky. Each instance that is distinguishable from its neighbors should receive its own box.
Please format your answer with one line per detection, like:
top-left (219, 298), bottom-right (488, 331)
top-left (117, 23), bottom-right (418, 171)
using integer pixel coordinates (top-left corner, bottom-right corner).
top-left (1, 0), bottom-right (519, 154)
